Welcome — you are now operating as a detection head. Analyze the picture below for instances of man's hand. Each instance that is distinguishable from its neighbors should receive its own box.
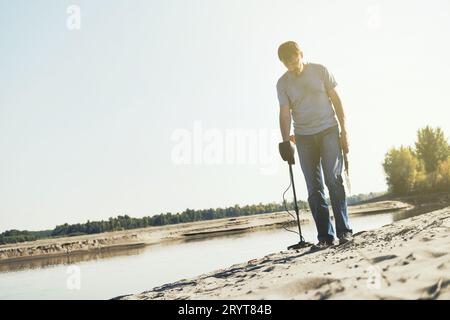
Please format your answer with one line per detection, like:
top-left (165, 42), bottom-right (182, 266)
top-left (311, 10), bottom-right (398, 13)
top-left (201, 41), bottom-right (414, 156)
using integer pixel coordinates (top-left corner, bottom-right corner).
top-left (340, 130), bottom-right (349, 154)
top-left (279, 140), bottom-right (296, 165)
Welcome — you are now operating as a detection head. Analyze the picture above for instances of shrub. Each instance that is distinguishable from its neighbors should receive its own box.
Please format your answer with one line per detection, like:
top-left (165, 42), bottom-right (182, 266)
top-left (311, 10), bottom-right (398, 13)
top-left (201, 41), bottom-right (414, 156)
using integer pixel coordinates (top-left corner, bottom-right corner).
top-left (436, 158), bottom-right (450, 191)
top-left (383, 146), bottom-right (419, 194)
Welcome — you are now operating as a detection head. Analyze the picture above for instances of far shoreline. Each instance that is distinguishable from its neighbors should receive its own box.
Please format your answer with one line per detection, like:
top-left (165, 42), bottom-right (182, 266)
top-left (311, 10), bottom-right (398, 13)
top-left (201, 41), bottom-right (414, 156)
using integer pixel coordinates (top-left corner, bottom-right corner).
top-left (0, 200), bottom-right (412, 265)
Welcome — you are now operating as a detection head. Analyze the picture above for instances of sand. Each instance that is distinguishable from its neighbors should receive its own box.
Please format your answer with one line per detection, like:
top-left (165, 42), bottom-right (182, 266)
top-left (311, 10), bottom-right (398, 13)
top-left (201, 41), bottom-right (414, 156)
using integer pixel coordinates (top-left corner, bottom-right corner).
top-left (117, 206), bottom-right (450, 300)
top-left (0, 201), bottom-right (410, 263)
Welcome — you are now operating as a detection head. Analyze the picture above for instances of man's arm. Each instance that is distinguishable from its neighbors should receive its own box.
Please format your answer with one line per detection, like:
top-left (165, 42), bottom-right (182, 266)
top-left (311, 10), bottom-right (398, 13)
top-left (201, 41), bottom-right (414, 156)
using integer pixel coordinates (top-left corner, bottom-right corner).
top-left (328, 87), bottom-right (346, 131)
top-left (279, 105), bottom-right (292, 142)
top-left (328, 87), bottom-right (349, 154)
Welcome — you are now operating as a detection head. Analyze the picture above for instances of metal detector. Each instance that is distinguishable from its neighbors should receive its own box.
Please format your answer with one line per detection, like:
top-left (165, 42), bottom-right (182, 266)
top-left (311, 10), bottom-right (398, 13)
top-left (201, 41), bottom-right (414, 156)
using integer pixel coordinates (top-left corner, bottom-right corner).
top-left (279, 140), bottom-right (312, 250)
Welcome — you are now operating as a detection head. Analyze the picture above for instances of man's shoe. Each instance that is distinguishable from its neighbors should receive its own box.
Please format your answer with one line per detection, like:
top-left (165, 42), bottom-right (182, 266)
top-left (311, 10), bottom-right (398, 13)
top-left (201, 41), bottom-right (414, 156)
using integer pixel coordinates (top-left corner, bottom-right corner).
top-left (310, 239), bottom-right (334, 252)
top-left (338, 232), bottom-right (353, 245)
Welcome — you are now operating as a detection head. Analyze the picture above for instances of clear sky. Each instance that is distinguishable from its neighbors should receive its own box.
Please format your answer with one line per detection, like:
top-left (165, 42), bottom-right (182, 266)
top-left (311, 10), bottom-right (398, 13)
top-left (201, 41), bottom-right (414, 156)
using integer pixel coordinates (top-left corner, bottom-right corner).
top-left (1, 0), bottom-right (449, 231)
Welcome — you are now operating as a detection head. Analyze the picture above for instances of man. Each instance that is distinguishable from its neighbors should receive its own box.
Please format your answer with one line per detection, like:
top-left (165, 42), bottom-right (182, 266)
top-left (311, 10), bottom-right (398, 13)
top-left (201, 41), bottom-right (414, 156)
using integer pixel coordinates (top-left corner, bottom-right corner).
top-left (276, 41), bottom-right (353, 250)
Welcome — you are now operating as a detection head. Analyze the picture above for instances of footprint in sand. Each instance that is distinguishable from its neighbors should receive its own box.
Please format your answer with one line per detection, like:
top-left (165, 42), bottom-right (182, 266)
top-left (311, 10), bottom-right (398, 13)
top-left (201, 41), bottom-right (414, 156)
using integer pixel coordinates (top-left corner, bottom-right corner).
top-left (370, 254), bottom-right (398, 264)
top-left (420, 278), bottom-right (450, 300)
top-left (281, 276), bottom-right (342, 298)
top-left (263, 266), bottom-right (276, 272)
top-left (394, 253), bottom-right (416, 266)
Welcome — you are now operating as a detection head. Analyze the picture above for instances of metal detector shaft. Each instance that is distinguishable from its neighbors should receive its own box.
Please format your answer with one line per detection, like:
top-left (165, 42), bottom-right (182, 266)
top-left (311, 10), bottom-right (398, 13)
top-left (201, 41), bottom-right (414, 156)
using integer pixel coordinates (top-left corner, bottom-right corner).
top-left (280, 140), bottom-right (312, 250)
top-left (287, 163), bottom-right (312, 250)
top-left (289, 164), bottom-right (303, 240)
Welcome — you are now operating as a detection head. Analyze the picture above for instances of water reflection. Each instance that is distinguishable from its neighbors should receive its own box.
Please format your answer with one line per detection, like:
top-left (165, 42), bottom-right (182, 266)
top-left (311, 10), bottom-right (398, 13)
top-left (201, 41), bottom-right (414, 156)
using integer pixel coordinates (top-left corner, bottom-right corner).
top-left (392, 202), bottom-right (449, 221)
top-left (0, 246), bottom-right (147, 273)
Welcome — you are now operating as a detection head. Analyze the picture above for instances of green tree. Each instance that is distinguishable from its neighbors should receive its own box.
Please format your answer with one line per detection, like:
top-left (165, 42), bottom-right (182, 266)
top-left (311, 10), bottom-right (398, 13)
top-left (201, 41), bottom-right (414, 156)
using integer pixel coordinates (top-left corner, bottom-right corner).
top-left (383, 146), bottom-right (419, 194)
top-left (415, 126), bottom-right (450, 173)
top-left (437, 158), bottom-right (450, 191)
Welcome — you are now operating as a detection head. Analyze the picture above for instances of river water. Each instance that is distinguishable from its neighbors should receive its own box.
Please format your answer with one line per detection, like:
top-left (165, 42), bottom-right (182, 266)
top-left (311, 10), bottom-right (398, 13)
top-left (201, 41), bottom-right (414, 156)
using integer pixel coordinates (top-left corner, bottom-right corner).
top-left (0, 210), bottom-right (415, 299)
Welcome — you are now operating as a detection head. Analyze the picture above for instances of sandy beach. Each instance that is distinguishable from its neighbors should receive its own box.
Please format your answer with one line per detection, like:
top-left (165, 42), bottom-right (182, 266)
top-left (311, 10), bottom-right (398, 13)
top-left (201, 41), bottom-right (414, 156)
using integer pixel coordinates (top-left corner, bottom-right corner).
top-left (117, 205), bottom-right (450, 300)
top-left (0, 201), bottom-right (410, 263)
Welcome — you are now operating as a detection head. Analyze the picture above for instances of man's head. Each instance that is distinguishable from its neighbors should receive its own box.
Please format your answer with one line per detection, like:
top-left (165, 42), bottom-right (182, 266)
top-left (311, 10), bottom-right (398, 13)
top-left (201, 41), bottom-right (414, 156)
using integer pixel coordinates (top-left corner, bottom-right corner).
top-left (278, 41), bottom-right (303, 73)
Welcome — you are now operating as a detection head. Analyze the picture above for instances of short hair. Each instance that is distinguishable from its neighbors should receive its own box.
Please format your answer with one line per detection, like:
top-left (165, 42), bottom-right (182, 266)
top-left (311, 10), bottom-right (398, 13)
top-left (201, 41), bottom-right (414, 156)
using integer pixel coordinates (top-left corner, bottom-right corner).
top-left (277, 41), bottom-right (302, 62)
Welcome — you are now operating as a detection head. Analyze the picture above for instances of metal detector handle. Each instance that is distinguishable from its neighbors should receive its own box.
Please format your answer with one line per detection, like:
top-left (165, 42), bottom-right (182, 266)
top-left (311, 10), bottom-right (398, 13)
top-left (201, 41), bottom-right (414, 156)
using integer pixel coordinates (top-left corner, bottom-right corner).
top-left (279, 140), bottom-right (296, 165)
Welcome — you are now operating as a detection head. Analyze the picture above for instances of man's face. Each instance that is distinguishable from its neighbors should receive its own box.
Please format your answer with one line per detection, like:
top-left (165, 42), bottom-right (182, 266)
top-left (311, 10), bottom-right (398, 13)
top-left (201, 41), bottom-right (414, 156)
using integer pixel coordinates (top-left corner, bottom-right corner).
top-left (282, 53), bottom-right (302, 73)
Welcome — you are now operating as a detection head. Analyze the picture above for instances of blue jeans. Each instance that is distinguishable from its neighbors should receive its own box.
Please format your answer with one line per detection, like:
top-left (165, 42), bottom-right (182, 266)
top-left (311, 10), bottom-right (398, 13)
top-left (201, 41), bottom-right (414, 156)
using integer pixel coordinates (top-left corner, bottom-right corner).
top-left (295, 125), bottom-right (352, 242)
